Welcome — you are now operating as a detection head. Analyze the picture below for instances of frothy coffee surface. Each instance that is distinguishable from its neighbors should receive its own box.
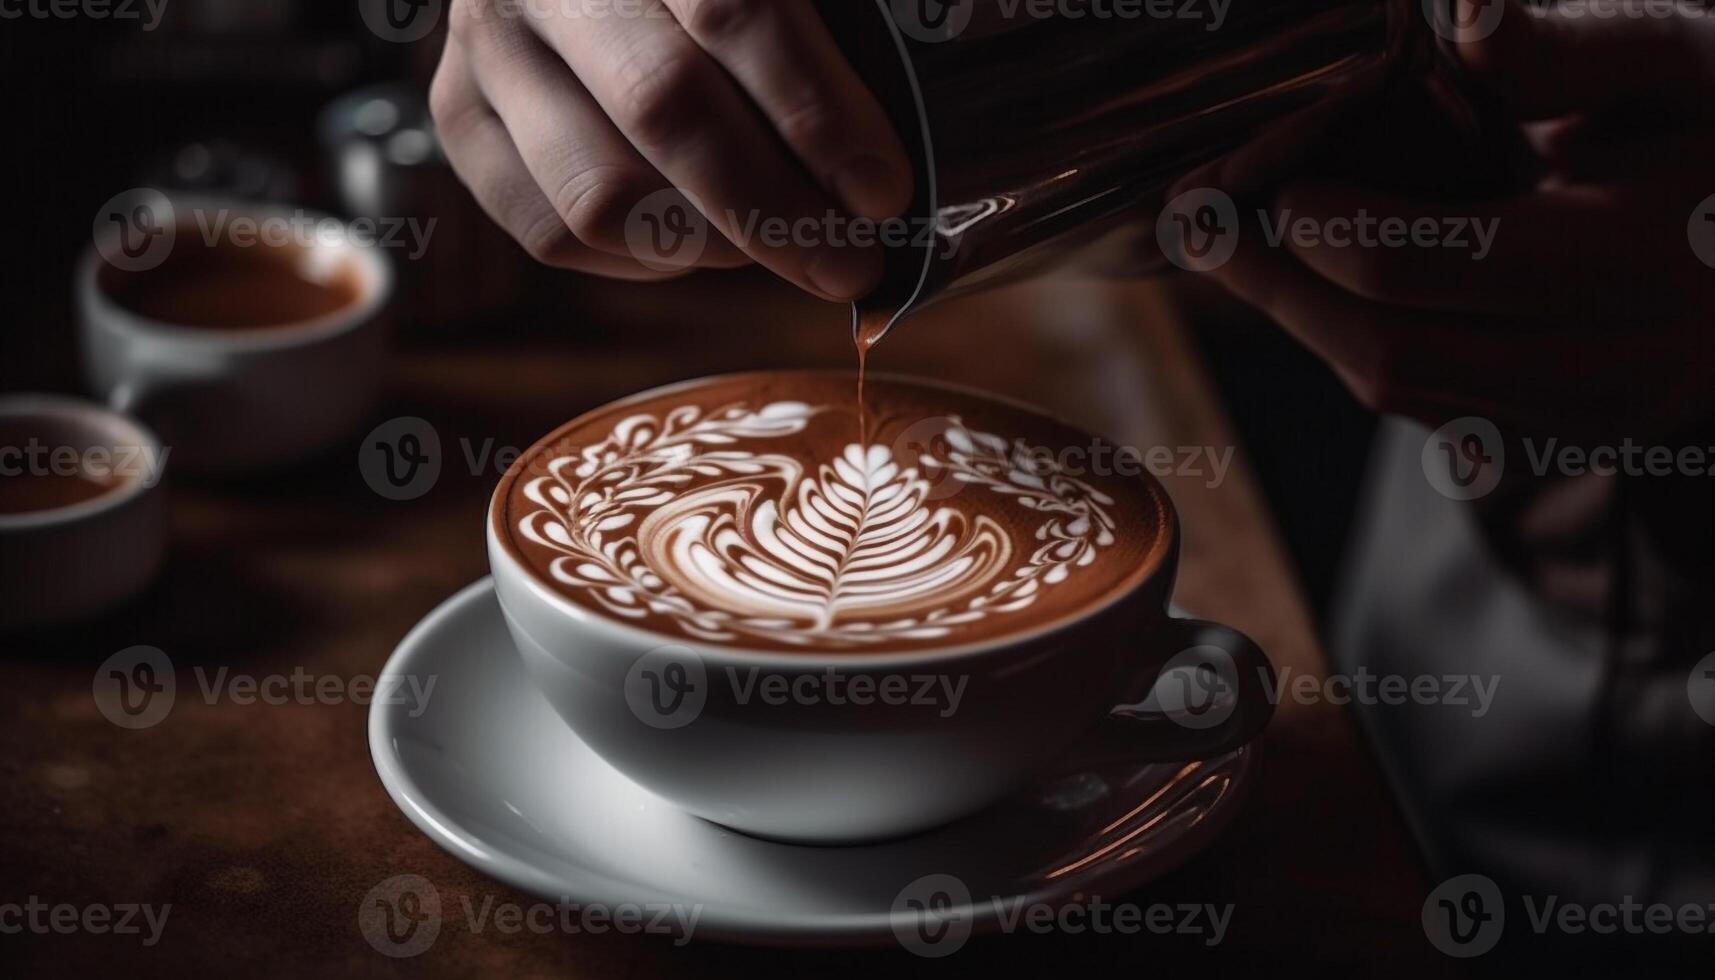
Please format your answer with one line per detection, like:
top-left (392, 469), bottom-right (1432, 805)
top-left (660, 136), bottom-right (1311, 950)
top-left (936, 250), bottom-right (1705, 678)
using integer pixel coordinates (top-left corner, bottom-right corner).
top-left (496, 373), bottom-right (1170, 652)
top-left (100, 235), bottom-right (364, 329)
top-left (0, 416), bottom-right (127, 515)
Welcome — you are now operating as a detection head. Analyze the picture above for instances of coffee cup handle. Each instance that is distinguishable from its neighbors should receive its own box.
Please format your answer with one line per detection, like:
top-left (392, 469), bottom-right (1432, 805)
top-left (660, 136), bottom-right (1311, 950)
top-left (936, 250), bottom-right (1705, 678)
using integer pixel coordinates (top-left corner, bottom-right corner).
top-left (1105, 617), bottom-right (1276, 761)
top-left (106, 354), bottom-right (223, 419)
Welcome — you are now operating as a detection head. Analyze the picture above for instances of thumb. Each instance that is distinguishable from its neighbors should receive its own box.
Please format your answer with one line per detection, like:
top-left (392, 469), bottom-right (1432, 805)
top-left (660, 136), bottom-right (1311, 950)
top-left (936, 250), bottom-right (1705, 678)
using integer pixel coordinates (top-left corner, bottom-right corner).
top-left (1451, 0), bottom-right (1715, 119)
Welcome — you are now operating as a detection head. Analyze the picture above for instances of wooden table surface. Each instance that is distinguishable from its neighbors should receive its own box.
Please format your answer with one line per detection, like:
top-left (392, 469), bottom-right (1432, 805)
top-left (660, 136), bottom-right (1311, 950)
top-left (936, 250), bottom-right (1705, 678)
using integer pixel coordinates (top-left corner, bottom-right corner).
top-left (1, 270), bottom-right (1453, 976)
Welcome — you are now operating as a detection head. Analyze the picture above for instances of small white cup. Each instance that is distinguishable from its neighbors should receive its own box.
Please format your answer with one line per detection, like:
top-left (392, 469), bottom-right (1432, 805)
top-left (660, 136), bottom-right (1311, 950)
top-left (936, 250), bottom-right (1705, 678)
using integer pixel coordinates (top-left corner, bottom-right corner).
top-left (0, 395), bottom-right (168, 628)
top-left (77, 197), bottom-right (393, 473)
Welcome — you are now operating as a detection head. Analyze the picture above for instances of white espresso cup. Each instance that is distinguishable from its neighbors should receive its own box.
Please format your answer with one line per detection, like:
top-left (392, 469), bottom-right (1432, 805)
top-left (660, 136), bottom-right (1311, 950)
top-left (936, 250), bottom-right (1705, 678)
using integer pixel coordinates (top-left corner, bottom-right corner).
top-left (77, 196), bottom-right (393, 473)
top-left (0, 395), bottom-right (168, 628)
top-left (487, 375), bottom-right (1275, 844)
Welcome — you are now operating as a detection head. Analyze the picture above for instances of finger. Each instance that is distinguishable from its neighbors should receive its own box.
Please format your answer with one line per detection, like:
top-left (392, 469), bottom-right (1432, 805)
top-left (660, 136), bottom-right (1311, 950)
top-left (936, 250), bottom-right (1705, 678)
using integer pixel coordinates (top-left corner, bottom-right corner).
top-left (662, 0), bottom-right (913, 221)
top-left (1528, 116), bottom-right (1715, 184)
top-left (430, 39), bottom-right (691, 279)
top-left (1191, 222), bottom-right (1527, 422)
top-left (1194, 223), bottom-right (1690, 434)
top-left (456, 9), bottom-right (748, 267)
top-left (1268, 179), bottom-right (1693, 319)
top-left (1457, 0), bottom-right (1715, 119)
top-left (524, 3), bottom-right (883, 300)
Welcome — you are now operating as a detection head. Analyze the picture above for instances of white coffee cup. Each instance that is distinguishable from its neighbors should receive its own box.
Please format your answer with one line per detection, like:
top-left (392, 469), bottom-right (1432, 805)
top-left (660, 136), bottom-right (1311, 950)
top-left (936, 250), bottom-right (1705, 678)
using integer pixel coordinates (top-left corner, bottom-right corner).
top-left (486, 376), bottom-right (1275, 844)
top-left (77, 196), bottom-right (393, 473)
top-left (0, 395), bottom-right (168, 628)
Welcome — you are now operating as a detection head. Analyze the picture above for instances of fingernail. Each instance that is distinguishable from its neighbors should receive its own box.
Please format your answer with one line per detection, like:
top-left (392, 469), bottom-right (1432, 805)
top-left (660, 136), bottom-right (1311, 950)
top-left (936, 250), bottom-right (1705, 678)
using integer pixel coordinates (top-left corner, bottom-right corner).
top-left (807, 244), bottom-right (883, 301)
top-left (832, 156), bottom-right (911, 221)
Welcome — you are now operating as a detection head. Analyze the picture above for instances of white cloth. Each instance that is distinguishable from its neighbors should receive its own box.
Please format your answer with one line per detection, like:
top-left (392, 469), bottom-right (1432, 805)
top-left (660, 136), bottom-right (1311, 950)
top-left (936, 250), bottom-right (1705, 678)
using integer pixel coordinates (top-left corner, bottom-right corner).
top-left (1333, 419), bottom-right (1714, 908)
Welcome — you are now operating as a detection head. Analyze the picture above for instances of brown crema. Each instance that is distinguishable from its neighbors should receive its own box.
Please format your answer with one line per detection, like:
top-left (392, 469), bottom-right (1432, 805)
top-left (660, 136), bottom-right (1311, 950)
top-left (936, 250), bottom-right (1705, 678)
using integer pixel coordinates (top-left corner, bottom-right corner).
top-left (495, 372), bottom-right (1172, 653)
top-left (0, 417), bottom-right (128, 515)
top-left (99, 235), bottom-right (364, 329)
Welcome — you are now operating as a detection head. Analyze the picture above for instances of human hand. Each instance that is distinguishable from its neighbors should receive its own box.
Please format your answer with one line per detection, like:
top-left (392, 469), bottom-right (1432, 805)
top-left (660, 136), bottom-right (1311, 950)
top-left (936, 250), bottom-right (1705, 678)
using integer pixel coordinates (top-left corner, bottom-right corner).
top-left (1175, 0), bottom-right (1715, 443)
top-left (429, 0), bottom-right (913, 300)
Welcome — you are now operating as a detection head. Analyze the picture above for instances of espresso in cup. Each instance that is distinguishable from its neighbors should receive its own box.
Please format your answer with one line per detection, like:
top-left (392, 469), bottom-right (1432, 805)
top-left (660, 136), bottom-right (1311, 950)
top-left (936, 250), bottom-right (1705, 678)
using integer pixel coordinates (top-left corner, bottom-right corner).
top-left (496, 371), bottom-right (1168, 653)
top-left (97, 233), bottom-right (367, 330)
top-left (0, 396), bottom-right (167, 628)
top-left (0, 416), bottom-right (127, 514)
top-left (78, 198), bottom-right (394, 472)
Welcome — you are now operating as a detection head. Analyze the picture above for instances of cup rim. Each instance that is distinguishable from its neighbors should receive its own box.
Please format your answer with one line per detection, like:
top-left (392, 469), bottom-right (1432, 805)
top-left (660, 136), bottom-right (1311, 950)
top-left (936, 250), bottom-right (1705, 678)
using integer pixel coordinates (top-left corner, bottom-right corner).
top-left (0, 394), bottom-right (163, 532)
top-left (486, 369), bottom-right (1179, 669)
top-left (77, 194), bottom-right (395, 352)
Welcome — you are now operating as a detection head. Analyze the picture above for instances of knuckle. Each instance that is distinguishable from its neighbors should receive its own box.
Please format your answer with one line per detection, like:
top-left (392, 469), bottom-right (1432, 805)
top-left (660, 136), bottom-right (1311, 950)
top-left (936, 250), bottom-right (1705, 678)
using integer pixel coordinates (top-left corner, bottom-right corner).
top-left (555, 166), bottom-right (650, 250)
top-left (427, 65), bottom-right (464, 129)
top-left (428, 66), bottom-right (482, 138)
top-left (447, 0), bottom-right (485, 43)
top-left (773, 97), bottom-right (841, 156)
top-left (517, 209), bottom-right (577, 266)
top-left (681, 0), bottom-right (758, 42)
top-left (614, 51), bottom-right (711, 147)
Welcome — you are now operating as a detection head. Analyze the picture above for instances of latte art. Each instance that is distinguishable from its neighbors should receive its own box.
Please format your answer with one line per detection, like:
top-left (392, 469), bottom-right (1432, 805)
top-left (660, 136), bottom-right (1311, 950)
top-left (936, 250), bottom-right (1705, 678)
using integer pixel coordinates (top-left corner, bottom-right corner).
top-left (498, 374), bottom-right (1167, 652)
top-left (639, 442), bottom-right (1015, 634)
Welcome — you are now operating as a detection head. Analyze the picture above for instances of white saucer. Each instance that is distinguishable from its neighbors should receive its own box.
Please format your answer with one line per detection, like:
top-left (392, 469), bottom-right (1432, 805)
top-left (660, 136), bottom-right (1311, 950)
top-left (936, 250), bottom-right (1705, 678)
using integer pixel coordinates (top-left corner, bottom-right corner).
top-left (369, 579), bottom-right (1255, 946)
